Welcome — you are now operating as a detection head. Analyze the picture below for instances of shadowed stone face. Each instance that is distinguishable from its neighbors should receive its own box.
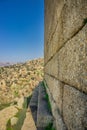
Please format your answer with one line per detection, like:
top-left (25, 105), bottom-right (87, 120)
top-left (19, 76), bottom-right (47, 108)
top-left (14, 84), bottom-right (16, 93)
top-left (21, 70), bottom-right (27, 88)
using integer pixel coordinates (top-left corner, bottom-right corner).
top-left (45, 74), bottom-right (64, 114)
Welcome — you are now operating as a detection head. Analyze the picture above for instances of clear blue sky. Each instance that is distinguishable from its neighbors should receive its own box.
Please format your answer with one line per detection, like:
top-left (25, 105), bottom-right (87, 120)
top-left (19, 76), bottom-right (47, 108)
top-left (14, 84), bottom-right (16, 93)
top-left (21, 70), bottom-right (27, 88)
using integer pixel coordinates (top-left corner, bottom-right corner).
top-left (0, 0), bottom-right (44, 62)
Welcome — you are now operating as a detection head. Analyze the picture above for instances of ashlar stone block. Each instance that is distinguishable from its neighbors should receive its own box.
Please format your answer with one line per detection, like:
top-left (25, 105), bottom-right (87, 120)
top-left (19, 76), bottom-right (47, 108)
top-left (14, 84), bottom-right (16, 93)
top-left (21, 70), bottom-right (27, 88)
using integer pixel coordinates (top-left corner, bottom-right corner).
top-left (63, 85), bottom-right (87, 130)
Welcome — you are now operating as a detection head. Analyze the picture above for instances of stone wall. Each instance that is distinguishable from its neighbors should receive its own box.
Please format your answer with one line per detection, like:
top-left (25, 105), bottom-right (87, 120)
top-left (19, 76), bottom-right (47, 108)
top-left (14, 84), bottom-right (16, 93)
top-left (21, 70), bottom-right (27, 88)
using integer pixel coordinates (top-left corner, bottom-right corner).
top-left (44, 0), bottom-right (87, 130)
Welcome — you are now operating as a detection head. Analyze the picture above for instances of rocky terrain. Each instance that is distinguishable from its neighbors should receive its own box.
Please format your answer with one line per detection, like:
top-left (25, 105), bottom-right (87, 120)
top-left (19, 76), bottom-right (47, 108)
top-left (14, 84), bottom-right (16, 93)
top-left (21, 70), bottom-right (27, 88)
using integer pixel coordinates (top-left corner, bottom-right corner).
top-left (0, 58), bottom-right (44, 107)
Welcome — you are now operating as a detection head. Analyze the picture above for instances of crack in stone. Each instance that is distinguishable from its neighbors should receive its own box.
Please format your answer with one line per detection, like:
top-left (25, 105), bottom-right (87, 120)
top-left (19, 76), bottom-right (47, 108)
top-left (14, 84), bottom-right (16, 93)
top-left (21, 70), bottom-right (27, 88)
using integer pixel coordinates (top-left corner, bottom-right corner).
top-left (46, 20), bottom-right (59, 46)
top-left (46, 2), bottom-right (66, 47)
top-left (45, 72), bottom-right (87, 95)
top-left (45, 23), bottom-right (86, 66)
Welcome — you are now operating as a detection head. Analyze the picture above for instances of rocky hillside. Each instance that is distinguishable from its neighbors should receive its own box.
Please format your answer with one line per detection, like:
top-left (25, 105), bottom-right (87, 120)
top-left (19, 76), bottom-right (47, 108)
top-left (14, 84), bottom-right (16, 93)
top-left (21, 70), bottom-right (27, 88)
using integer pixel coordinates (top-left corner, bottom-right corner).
top-left (0, 58), bottom-right (44, 106)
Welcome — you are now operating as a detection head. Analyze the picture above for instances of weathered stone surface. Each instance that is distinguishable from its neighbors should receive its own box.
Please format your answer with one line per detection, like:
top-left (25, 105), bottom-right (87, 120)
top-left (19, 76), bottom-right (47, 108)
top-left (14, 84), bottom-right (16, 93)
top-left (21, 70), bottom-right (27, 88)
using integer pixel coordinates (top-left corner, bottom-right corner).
top-left (0, 106), bottom-right (18, 130)
top-left (44, 0), bottom-right (87, 64)
top-left (44, 53), bottom-right (58, 78)
top-left (63, 85), bottom-right (87, 130)
top-left (62, 0), bottom-right (87, 42)
top-left (44, 0), bottom-right (87, 130)
top-left (46, 86), bottom-right (67, 130)
top-left (11, 117), bottom-right (18, 126)
top-left (17, 97), bottom-right (24, 109)
top-left (45, 74), bottom-right (64, 114)
top-left (44, 0), bottom-right (64, 64)
top-left (58, 24), bottom-right (87, 93)
top-left (37, 84), bottom-right (53, 127)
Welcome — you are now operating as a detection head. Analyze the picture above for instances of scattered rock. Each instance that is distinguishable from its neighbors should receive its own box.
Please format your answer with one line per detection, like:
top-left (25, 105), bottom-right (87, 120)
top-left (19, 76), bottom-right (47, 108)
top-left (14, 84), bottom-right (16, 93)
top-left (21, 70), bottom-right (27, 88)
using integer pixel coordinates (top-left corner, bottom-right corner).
top-left (0, 58), bottom-right (44, 105)
top-left (11, 116), bottom-right (18, 126)
top-left (17, 97), bottom-right (24, 109)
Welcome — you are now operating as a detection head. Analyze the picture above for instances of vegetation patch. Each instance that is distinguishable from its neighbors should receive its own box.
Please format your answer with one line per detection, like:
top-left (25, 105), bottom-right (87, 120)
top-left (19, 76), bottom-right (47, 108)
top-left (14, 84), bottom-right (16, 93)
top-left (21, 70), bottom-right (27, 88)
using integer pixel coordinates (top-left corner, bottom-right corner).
top-left (6, 119), bottom-right (12, 130)
top-left (42, 81), bottom-right (52, 113)
top-left (0, 58), bottom-right (43, 105)
top-left (45, 93), bottom-right (52, 113)
top-left (6, 95), bottom-right (32, 130)
top-left (6, 109), bottom-right (26, 130)
top-left (45, 123), bottom-right (56, 130)
top-left (23, 97), bottom-right (28, 108)
top-left (42, 81), bottom-right (55, 129)
top-left (14, 90), bottom-right (19, 97)
top-left (26, 95), bottom-right (32, 107)
top-left (0, 103), bottom-right (11, 110)
top-left (23, 95), bottom-right (32, 108)
top-left (43, 80), bottom-right (48, 88)
top-left (83, 18), bottom-right (87, 24)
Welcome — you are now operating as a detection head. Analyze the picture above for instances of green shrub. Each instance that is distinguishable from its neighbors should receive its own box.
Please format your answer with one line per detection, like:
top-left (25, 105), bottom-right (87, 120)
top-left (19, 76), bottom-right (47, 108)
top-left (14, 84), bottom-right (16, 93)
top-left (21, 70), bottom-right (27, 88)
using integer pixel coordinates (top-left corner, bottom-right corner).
top-left (83, 18), bottom-right (87, 24)
top-left (42, 81), bottom-right (52, 113)
top-left (6, 119), bottom-right (12, 130)
top-left (45, 93), bottom-right (52, 113)
top-left (45, 123), bottom-right (56, 130)
top-left (14, 90), bottom-right (19, 97)
top-left (23, 97), bottom-right (28, 108)
top-left (43, 80), bottom-right (48, 88)
top-left (26, 95), bottom-right (32, 107)
top-left (23, 95), bottom-right (32, 108)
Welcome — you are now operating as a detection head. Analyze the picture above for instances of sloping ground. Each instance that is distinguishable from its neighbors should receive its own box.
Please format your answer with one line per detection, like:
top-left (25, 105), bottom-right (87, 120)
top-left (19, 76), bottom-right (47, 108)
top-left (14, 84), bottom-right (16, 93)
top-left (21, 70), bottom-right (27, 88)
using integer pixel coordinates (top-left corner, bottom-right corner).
top-left (0, 106), bottom-right (18, 130)
top-left (0, 106), bottom-right (37, 130)
top-left (0, 58), bottom-right (44, 130)
top-left (0, 82), bottom-right (55, 130)
top-left (21, 108), bottom-right (36, 130)
top-left (0, 58), bottom-right (44, 105)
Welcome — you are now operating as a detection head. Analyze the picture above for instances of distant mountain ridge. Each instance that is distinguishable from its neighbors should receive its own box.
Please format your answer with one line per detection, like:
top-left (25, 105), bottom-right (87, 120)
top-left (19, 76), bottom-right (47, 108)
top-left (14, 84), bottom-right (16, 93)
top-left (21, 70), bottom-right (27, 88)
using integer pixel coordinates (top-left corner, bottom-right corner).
top-left (0, 62), bottom-right (12, 67)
